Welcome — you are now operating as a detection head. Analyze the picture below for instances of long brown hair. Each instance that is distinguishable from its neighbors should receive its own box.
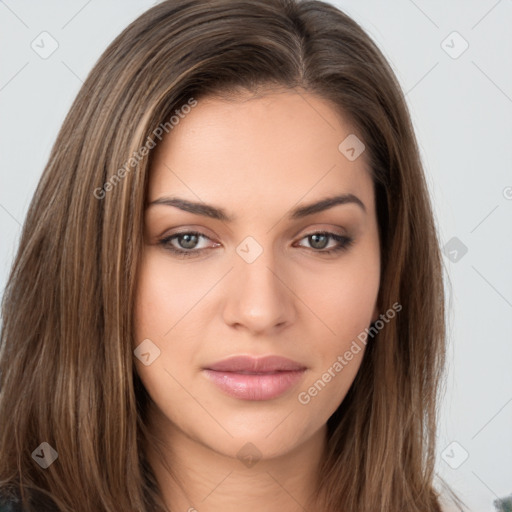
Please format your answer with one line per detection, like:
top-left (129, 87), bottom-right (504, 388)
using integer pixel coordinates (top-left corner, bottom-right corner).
top-left (0, 0), bottom-right (466, 510)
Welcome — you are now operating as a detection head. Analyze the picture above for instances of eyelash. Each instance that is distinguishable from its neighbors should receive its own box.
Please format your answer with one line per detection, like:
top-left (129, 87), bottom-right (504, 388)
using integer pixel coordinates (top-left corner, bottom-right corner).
top-left (157, 230), bottom-right (354, 259)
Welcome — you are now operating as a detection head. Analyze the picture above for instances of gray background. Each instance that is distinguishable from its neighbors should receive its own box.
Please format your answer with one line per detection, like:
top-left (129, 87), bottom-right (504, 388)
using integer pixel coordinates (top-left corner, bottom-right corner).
top-left (1, 1), bottom-right (511, 510)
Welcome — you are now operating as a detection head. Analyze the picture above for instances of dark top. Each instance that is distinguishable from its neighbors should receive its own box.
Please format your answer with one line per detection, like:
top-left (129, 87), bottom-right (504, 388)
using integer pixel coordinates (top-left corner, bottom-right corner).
top-left (0, 499), bottom-right (24, 512)
top-left (0, 493), bottom-right (56, 512)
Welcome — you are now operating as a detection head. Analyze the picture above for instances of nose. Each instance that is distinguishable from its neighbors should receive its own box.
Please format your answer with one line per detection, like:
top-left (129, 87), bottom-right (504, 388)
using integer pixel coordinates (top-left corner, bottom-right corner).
top-left (221, 247), bottom-right (296, 335)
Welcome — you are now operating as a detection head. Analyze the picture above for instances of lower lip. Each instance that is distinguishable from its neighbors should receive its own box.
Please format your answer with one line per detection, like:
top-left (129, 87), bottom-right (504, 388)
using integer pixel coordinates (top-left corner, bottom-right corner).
top-left (202, 369), bottom-right (306, 401)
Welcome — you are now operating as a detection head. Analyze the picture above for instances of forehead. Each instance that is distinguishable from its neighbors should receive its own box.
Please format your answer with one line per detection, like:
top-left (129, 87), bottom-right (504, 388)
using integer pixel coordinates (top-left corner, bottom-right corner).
top-left (147, 88), bottom-right (374, 216)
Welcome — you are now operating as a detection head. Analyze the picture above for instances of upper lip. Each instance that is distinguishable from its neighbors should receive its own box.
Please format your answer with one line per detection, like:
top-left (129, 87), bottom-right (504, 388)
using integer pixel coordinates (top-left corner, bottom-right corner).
top-left (204, 355), bottom-right (306, 373)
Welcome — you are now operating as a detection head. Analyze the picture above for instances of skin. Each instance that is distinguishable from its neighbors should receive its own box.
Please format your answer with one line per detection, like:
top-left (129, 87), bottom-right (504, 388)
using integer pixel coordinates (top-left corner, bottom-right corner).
top-left (134, 87), bottom-right (381, 512)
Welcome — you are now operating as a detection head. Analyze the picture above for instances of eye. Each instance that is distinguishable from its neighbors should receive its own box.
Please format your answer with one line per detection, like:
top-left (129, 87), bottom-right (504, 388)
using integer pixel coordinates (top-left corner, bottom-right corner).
top-left (158, 231), bottom-right (218, 258)
top-left (157, 230), bottom-right (354, 258)
top-left (295, 231), bottom-right (353, 255)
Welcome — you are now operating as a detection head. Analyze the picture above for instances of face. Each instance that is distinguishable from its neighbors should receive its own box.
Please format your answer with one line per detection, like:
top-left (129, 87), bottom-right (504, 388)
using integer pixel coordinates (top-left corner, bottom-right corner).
top-left (134, 87), bottom-right (380, 462)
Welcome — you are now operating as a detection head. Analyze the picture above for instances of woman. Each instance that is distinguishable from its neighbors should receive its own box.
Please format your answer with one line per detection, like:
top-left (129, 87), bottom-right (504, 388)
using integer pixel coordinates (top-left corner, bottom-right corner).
top-left (0, 0), bottom-right (466, 510)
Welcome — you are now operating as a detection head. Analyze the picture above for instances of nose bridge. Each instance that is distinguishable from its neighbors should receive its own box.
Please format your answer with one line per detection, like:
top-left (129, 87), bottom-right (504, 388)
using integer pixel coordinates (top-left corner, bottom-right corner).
top-left (222, 236), bottom-right (295, 333)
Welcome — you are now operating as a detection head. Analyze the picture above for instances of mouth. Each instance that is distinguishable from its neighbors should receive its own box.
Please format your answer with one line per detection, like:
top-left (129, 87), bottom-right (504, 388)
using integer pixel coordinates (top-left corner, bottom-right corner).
top-left (202, 355), bottom-right (307, 401)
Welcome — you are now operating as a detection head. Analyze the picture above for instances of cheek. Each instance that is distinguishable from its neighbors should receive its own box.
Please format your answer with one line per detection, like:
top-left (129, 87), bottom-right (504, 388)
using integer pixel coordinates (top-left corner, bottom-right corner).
top-left (133, 252), bottom-right (207, 398)
top-left (320, 276), bottom-right (376, 331)
top-left (134, 256), bottom-right (164, 342)
top-left (295, 270), bottom-right (377, 417)
top-left (133, 260), bottom-right (196, 431)
top-left (134, 252), bottom-right (201, 342)
top-left (301, 252), bottom-right (379, 343)
top-left (295, 240), bottom-right (379, 409)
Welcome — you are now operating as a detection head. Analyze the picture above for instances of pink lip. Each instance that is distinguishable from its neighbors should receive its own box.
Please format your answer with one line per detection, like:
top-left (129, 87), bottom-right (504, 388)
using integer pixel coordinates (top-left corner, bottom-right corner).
top-left (202, 355), bottom-right (307, 401)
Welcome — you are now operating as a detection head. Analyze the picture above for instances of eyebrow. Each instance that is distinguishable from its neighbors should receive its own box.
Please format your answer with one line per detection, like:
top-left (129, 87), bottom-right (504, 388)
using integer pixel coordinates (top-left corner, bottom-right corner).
top-left (147, 193), bottom-right (366, 221)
